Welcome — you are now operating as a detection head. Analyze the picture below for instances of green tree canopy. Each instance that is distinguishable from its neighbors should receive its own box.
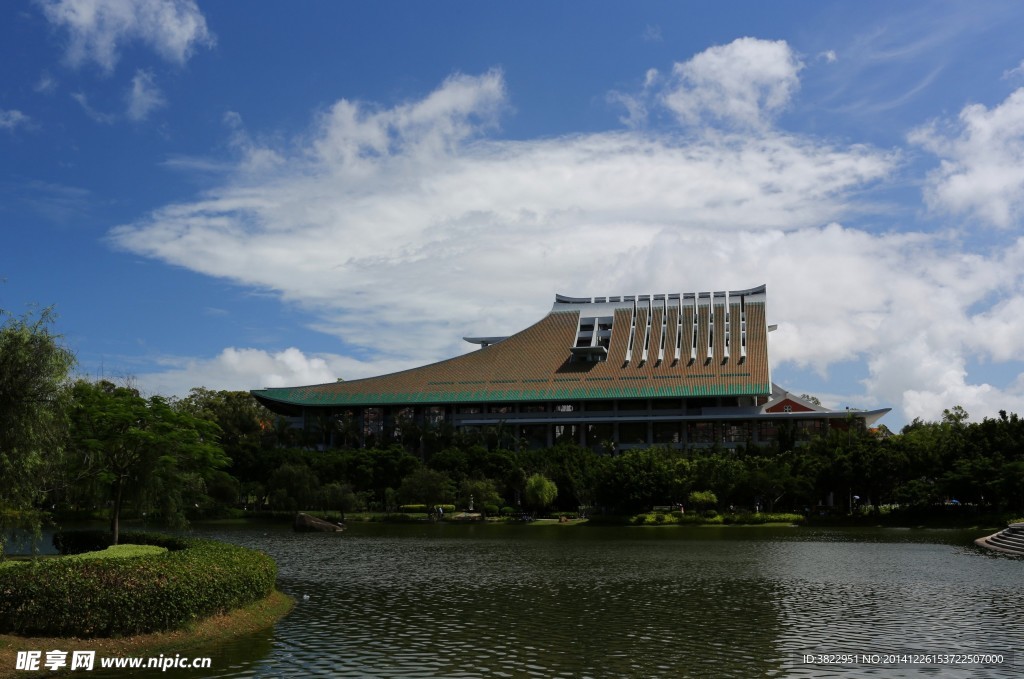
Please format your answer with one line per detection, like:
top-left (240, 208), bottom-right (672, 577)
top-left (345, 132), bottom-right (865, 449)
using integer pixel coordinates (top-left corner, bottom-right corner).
top-left (69, 380), bottom-right (227, 544)
top-left (398, 467), bottom-right (455, 507)
top-left (525, 473), bottom-right (558, 512)
top-left (0, 307), bottom-right (75, 549)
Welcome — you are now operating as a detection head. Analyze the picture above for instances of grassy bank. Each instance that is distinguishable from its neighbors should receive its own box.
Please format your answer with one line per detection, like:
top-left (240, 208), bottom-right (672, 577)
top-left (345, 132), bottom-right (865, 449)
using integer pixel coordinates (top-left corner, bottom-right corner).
top-left (0, 590), bottom-right (292, 678)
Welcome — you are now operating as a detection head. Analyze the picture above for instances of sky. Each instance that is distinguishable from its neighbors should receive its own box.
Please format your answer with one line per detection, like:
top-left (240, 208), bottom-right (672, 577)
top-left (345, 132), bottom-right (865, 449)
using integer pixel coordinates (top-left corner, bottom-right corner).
top-left (5, 1), bottom-right (1024, 430)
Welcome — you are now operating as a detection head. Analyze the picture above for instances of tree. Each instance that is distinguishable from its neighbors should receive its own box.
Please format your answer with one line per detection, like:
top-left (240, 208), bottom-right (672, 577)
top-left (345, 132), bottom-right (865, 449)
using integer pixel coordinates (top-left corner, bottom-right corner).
top-left (397, 467), bottom-right (455, 508)
top-left (459, 477), bottom-right (502, 515)
top-left (524, 473), bottom-right (558, 513)
top-left (320, 482), bottom-right (359, 519)
top-left (0, 307), bottom-right (75, 552)
top-left (687, 490), bottom-right (718, 512)
top-left (267, 462), bottom-right (319, 510)
top-left (69, 380), bottom-right (227, 544)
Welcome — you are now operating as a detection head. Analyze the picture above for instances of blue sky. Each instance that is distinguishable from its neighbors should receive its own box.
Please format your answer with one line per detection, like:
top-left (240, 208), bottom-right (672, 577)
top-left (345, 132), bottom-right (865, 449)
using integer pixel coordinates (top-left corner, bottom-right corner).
top-left (5, 1), bottom-right (1024, 429)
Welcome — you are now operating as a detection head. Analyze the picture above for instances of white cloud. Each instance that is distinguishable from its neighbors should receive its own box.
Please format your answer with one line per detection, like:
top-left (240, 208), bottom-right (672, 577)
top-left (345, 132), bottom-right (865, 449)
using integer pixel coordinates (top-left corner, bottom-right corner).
top-left (0, 109), bottom-right (32, 131)
top-left (125, 69), bottom-right (165, 121)
top-left (134, 347), bottom-right (412, 398)
top-left (910, 87), bottom-right (1024, 228)
top-left (38, 0), bottom-right (214, 72)
top-left (71, 91), bottom-right (115, 123)
top-left (34, 72), bottom-right (57, 94)
top-left (642, 25), bottom-right (663, 43)
top-left (1002, 59), bottom-right (1024, 81)
top-left (661, 37), bottom-right (804, 129)
top-left (109, 42), bottom-right (1024, 425)
top-left (110, 69), bottom-right (893, 367)
top-left (819, 50), bottom-right (838, 64)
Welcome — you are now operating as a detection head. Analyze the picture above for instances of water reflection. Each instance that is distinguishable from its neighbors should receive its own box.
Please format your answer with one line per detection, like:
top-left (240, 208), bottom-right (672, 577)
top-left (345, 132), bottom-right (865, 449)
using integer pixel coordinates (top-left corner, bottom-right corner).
top-left (75, 523), bottom-right (1019, 678)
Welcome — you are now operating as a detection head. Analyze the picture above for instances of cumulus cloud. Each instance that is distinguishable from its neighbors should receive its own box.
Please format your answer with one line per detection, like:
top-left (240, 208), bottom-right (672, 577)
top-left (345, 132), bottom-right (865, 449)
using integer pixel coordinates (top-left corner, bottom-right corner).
top-left (109, 40), bottom-right (1024, 424)
top-left (910, 87), bottom-right (1024, 228)
top-left (125, 69), bottom-right (165, 121)
top-left (110, 68), bottom-right (893, 365)
top-left (661, 37), bottom-right (804, 129)
top-left (37, 0), bottom-right (214, 72)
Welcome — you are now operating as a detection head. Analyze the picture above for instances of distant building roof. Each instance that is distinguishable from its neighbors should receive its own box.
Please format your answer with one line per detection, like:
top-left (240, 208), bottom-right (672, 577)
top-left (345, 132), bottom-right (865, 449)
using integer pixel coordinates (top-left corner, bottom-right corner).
top-left (253, 286), bottom-right (772, 409)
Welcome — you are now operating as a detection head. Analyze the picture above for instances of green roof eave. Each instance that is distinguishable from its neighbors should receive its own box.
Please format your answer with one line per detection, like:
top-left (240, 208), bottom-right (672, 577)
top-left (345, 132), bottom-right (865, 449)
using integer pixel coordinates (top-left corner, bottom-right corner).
top-left (251, 382), bottom-right (772, 408)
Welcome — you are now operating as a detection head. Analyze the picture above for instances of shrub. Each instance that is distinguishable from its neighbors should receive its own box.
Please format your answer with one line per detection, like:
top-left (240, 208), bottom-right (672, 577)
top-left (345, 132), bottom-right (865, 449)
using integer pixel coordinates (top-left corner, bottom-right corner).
top-left (398, 504), bottom-right (428, 513)
top-left (483, 504), bottom-right (499, 515)
top-left (721, 512), bottom-right (805, 525)
top-left (499, 506), bottom-right (516, 516)
top-left (688, 490), bottom-right (718, 510)
top-left (0, 531), bottom-right (277, 638)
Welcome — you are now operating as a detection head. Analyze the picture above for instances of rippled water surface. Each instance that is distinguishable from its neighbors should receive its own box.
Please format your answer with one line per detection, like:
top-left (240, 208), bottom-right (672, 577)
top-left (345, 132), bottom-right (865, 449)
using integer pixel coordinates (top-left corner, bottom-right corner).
top-left (108, 523), bottom-right (1022, 677)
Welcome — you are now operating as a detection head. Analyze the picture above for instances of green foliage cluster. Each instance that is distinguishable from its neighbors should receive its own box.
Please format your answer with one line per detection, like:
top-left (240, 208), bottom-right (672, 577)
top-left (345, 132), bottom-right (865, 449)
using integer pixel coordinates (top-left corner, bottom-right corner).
top-left (0, 307), bottom-right (76, 550)
top-left (625, 510), bottom-right (807, 526)
top-left (397, 504), bottom-right (455, 513)
top-left (0, 531), bottom-right (276, 638)
top-left (63, 544), bottom-right (168, 561)
top-left (67, 380), bottom-right (228, 544)
top-left (721, 512), bottom-right (805, 525)
top-left (9, 306), bottom-right (1024, 535)
top-left (207, 404), bottom-right (1024, 522)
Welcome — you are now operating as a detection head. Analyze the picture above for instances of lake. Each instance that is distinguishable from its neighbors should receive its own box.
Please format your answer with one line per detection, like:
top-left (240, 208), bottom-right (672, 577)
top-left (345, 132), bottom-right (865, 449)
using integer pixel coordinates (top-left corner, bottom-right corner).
top-left (34, 522), bottom-right (1018, 677)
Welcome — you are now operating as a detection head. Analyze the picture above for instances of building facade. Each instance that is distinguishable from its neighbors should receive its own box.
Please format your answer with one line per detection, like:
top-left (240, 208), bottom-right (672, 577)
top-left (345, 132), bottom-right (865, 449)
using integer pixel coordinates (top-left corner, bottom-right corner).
top-left (251, 285), bottom-right (889, 450)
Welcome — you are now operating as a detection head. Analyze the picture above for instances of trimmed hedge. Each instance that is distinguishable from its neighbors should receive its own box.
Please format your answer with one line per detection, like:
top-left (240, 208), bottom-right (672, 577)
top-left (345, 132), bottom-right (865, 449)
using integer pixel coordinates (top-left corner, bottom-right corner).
top-left (398, 504), bottom-right (456, 513)
top-left (0, 531), bottom-right (277, 638)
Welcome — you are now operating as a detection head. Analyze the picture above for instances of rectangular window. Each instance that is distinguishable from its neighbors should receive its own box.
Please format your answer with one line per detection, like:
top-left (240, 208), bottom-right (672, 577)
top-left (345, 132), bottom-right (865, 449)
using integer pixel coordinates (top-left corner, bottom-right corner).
top-left (757, 421), bottom-right (778, 442)
top-left (722, 421), bottom-right (749, 443)
top-left (688, 421), bottom-right (715, 444)
top-left (653, 422), bottom-right (680, 444)
top-left (584, 423), bottom-right (614, 451)
top-left (619, 422), bottom-right (647, 444)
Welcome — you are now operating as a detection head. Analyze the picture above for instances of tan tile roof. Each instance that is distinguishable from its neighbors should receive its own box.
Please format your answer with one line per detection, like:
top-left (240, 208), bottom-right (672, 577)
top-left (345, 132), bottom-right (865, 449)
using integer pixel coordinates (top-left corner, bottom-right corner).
top-left (253, 293), bottom-right (771, 408)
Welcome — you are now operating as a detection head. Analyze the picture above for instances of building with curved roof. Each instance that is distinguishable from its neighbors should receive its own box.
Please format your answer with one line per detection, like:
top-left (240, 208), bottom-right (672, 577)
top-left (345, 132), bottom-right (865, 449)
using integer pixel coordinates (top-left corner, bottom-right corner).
top-left (252, 285), bottom-right (889, 450)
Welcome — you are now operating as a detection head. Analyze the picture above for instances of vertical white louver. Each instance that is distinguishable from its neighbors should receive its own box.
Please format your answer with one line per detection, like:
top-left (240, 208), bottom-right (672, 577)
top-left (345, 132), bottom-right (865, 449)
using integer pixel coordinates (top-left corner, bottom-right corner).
top-left (641, 296), bottom-right (652, 364)
top-left (673, 296), bottom-right (683, 362)
top-left (690, 295), bottom-right (698, 365)
top-left (705, 293), bottom-right (713, 366)
top-left (658, 296), bottom-right (668, 363)
top-left (722, 291), bottom-right (730, 364)
top-left (625, 299), bottom-right (637, 363)
top-left (739, 294), bottom-right (747, 364)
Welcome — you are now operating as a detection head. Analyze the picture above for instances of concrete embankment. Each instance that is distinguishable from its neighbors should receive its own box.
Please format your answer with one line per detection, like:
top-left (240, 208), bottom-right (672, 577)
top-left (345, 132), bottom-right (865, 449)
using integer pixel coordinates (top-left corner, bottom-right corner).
top-left (975, 522), bottom-right (1024, 555)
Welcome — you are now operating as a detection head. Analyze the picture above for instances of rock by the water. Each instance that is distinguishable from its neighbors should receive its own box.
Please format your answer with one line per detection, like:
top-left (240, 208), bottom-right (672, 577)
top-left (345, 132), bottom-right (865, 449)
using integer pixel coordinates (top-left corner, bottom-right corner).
top-left (293, 512), bottom-right (346, 532)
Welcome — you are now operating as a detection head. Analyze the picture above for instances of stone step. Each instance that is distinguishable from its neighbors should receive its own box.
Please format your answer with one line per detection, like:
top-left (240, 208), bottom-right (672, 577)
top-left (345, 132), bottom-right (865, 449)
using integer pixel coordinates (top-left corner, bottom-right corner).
top-left (975, 527), bottom-right (1024, 555)
top-left (991, 533), bottom-right (1024, 548)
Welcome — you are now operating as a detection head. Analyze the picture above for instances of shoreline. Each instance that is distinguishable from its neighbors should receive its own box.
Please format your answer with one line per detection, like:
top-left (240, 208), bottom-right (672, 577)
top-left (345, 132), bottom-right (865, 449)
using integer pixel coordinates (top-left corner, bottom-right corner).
top-left (184, 514), bottom-right (1010, 532)
top-left (0, 590), bottom-right (293, 678)
top-left (41, 510), bottom-right (1018, 534)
